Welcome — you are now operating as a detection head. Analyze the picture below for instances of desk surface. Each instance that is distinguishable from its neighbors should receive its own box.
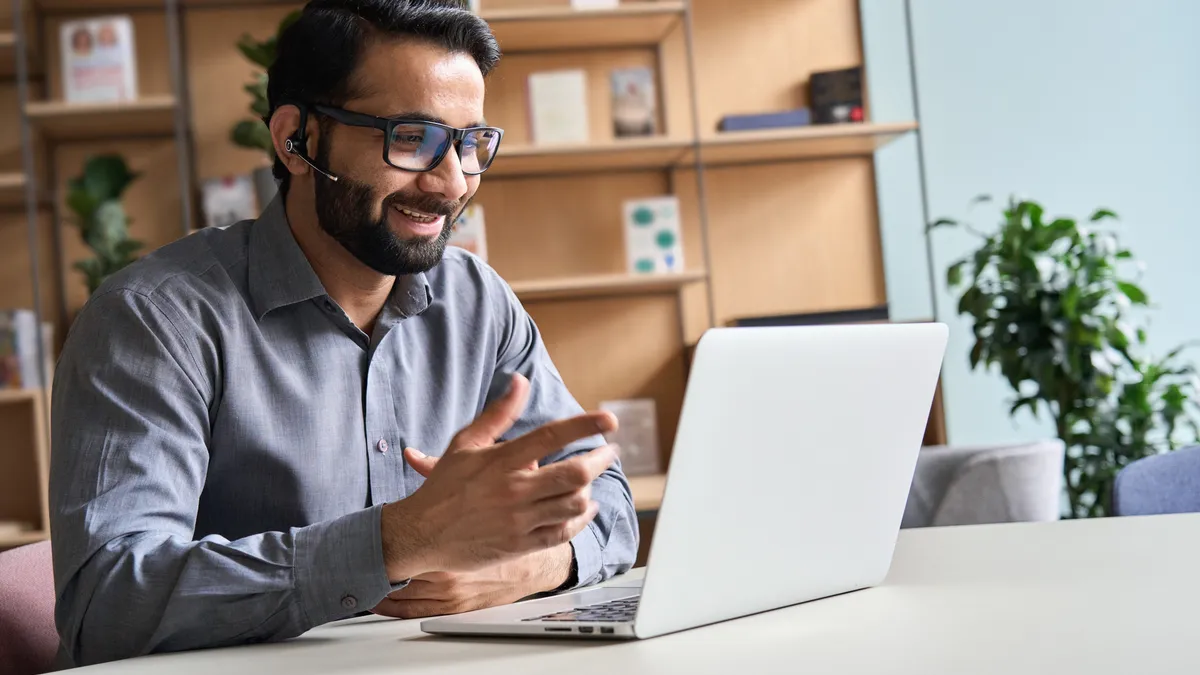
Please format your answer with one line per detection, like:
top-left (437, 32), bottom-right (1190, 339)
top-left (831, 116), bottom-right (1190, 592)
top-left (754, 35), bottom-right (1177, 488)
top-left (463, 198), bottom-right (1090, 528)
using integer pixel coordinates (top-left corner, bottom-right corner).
top-left (75, 514), bottom-right (1200, 674)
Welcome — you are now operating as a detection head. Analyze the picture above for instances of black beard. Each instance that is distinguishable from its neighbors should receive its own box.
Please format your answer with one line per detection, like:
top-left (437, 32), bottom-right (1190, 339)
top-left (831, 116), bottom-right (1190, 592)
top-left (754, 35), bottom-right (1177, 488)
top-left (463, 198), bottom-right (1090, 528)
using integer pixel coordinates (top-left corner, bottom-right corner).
top-left (312, 149), bottom-right (458, 276)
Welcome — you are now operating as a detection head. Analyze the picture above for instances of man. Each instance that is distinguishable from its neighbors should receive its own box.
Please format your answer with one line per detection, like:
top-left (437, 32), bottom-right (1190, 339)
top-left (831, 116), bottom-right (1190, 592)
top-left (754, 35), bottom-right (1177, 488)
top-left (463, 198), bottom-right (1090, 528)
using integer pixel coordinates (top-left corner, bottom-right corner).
top-left (49, 0), bottom-right (638, 667)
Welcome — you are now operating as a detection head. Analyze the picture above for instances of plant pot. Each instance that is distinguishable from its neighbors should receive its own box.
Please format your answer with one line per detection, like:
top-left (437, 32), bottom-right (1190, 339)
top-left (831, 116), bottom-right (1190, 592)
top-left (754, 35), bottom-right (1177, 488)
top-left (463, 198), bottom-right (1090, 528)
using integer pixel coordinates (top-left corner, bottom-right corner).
top-left (252, 166), bottom-right (278, 211)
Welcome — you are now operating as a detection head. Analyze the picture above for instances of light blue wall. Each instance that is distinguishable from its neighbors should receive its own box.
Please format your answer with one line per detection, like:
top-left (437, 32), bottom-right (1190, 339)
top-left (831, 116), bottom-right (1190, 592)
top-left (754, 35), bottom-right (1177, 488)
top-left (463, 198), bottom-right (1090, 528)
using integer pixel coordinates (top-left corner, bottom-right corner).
top-left (862, 0), bottom-right (1200, 445)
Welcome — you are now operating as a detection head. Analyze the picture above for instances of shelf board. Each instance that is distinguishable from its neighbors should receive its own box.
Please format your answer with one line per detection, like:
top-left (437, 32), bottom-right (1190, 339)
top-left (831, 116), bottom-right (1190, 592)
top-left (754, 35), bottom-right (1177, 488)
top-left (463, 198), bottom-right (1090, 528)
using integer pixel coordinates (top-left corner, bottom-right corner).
top-left (26, 95), bottom-right (179, 142)
top-left (629, 473), bottom-right (666, 513)
top-left (490, 136), bottom-right (690, 178)
top-left (484, 2), bottom-right (685, 52)
top-left (510, 271), bottom-right (706, 302)
top-left (688, 121), bottom-right (919, 166)
top-left (0, 173), bottom-right (29, 209)
top-left (0, 528), bottom-right (47, 550)
top-left (34, 0), bottom-right (162, 10)
top-left (0, 388), bottom-right (40, 404)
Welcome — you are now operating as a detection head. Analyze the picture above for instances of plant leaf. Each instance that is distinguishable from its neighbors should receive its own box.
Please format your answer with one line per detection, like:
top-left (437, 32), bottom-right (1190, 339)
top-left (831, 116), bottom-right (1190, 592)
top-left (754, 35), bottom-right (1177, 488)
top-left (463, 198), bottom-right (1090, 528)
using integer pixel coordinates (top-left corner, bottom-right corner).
top-left (1010, 396), bottom-right (1040, 417)
top-left (927, 218), bottom-right (959, 231)
top-left (946, 260), bottom-right (966, 288)
top-left (1090, 208), bottom-right (1118, 222)
top-left (969, 339), bottom-right (985, 369)
top-left (231, 120), bottom-right (276, 155)
top-left (81, 155), bottom-right (138, 201)
top-left (1117, 281), bottom-right (1149, 305)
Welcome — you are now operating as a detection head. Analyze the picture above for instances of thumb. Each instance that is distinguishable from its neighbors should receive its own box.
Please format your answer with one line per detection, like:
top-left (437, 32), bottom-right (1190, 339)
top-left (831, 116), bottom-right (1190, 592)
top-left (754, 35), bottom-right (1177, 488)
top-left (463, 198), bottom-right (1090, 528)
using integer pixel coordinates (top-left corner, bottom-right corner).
top-left (404, 447), bottom-right (439, 477)
top-left (449, 373), bottom-right (530, 452)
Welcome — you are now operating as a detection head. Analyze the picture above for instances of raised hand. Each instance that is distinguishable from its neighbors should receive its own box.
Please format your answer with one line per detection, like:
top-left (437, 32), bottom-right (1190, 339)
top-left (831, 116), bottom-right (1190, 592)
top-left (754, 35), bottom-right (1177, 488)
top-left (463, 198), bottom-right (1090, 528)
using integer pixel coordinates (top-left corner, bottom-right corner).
top-left (380, 374), bottom-right (618, 582)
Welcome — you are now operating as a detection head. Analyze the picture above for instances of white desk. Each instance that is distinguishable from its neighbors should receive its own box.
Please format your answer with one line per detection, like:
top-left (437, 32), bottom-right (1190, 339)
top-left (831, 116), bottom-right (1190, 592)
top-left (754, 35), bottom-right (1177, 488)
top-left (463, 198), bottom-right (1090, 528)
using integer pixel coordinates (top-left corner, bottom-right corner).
top-left (75, 514), bottom-right (1200, 674)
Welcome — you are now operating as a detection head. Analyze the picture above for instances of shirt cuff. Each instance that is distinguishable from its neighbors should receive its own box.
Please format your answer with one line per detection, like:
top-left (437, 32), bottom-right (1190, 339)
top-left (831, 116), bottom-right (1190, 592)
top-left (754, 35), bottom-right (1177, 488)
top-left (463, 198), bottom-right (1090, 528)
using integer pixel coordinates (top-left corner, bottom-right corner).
top-left (568, 522), bottom-right (603, 588)
top-left (294, 504), bottom-right (396, 627)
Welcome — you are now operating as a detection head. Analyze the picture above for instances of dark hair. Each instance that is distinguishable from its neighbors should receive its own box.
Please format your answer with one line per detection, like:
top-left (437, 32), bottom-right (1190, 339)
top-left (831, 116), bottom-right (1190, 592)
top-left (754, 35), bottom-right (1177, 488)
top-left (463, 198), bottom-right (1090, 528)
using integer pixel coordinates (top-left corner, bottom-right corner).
top-left (267, 0), bottom-right (501, 191)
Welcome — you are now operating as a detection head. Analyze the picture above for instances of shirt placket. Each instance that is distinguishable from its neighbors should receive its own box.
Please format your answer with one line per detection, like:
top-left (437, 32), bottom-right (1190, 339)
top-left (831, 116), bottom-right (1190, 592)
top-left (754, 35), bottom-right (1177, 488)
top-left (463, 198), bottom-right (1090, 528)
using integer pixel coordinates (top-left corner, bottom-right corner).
top-left (364, 349), bottom-right (406, 505)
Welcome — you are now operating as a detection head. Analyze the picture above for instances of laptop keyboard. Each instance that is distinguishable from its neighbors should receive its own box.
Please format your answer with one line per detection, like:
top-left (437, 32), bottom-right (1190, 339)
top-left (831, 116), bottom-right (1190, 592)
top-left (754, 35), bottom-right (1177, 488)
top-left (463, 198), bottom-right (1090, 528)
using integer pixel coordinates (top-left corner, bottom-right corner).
top-left (523, 595), bottom-right (640, 623)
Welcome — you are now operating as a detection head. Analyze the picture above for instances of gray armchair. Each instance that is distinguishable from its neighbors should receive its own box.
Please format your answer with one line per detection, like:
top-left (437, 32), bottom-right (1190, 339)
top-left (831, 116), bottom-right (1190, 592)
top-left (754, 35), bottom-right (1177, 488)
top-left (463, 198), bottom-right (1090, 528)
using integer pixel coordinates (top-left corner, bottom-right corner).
top-left (1112, 445), bottom-right (1200, 516)
top-left (902, 440), bottom-right (1065, 528)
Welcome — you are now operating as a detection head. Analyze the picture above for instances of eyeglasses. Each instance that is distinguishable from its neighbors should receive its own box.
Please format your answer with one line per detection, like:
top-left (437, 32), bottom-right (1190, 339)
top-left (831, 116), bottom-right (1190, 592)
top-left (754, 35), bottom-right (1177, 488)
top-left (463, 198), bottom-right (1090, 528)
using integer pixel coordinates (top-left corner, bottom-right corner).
top-left (309, 104), bottom-right (504, 176)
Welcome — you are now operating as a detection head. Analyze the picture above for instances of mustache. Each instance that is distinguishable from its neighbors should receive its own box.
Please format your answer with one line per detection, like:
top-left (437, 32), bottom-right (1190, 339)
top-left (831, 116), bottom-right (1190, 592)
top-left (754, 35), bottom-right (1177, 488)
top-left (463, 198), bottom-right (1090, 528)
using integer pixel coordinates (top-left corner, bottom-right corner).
top-left (383, 192), bottom-right (460, 219)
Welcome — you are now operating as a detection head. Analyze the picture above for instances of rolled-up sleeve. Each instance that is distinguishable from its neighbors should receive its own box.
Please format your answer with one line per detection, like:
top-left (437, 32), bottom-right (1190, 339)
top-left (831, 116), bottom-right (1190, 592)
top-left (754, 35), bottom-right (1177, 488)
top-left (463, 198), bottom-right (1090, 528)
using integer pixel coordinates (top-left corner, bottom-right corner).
top-left (490, 281), bottom-right (640, 588)
top-left (50, 289), bottom-right (395, 667)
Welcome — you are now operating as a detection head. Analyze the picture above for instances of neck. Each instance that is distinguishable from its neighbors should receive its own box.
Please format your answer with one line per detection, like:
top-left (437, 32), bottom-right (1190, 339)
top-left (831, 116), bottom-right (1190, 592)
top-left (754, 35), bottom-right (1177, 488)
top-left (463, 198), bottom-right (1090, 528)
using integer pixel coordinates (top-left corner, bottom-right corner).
top-left (284, 181), bottom-right (392, 334)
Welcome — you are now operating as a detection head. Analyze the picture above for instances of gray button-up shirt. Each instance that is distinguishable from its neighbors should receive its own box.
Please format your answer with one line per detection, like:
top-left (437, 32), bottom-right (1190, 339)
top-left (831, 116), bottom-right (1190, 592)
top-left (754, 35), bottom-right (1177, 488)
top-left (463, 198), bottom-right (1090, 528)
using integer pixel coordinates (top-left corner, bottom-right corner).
top-left (49, 198), bottom-right (638, 667)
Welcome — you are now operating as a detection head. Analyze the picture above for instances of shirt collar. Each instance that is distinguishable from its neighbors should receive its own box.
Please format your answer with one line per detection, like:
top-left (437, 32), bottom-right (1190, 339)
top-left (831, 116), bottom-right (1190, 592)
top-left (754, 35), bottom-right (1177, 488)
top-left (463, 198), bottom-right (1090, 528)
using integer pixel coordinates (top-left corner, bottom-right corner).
top-left (248, 194), bottom-right (434, 320)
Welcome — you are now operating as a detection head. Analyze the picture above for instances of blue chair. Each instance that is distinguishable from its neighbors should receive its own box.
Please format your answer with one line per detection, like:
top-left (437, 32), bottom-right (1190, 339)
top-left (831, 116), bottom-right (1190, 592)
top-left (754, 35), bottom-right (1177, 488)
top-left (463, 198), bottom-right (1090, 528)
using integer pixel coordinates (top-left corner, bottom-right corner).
top-left (1112, 446), bottom-right (1200, 516)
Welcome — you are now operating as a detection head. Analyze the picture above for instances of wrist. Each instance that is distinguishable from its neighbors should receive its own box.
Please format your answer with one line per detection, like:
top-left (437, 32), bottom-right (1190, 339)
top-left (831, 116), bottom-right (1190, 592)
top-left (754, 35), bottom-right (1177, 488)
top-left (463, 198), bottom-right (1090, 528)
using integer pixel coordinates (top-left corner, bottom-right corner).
top-left (537, 542), bottom-right (576, 593)
top-left (380, 500), bottom-right (433, 582)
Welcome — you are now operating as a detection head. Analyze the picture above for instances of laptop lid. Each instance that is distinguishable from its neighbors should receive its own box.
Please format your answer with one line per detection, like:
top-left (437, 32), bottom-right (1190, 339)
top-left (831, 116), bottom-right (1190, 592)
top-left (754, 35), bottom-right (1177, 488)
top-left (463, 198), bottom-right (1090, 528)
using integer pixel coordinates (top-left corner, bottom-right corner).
top-left (633, 323), bottom-right (948, 639)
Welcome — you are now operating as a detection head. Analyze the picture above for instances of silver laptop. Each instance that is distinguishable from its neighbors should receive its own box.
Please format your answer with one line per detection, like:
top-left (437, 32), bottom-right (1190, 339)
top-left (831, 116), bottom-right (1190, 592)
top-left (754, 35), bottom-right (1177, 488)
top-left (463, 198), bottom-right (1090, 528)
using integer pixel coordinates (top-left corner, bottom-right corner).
top-left (421, 323), bottom-right (949, 640)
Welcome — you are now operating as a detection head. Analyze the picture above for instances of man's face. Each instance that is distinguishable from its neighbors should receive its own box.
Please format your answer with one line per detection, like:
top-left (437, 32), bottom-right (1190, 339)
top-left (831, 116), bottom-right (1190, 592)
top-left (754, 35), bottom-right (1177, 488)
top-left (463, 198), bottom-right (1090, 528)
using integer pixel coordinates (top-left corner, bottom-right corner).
top-left (313, 39), bottom-right (485, 276)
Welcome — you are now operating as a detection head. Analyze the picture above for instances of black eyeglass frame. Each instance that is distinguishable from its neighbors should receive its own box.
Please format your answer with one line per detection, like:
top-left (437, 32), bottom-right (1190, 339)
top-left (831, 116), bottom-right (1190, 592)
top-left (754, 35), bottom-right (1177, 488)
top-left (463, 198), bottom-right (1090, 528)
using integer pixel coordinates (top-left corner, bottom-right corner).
top-left (305, 103), bottom-right (504, 176)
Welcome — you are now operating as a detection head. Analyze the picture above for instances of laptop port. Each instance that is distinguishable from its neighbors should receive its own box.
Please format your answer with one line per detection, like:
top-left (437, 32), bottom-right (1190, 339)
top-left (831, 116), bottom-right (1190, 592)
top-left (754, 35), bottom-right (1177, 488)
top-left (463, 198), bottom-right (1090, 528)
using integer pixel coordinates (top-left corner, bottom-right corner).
top-left (579, 626), bottom-right (594, 634)
top-left (544, 627), bottom-right (571, 633)
top-left (600, 627), bottom-right (615, 635)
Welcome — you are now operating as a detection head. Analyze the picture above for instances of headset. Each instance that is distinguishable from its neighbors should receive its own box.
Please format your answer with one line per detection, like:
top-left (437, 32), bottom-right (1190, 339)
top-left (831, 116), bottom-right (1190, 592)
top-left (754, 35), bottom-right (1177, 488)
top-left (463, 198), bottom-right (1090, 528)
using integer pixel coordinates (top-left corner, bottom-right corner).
top-left (284, 104), bottom-right (340, 182)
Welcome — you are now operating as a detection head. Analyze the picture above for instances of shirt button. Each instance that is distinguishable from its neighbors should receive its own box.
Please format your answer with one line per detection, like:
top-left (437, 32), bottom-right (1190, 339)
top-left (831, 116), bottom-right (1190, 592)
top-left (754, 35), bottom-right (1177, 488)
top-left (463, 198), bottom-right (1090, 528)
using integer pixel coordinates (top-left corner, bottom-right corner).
top-left (341, 595), bottom-right (358, 610)
top-left (377, 439), bottom-right (389, 454)
top-left (323, 300), bottom-right (336, 313)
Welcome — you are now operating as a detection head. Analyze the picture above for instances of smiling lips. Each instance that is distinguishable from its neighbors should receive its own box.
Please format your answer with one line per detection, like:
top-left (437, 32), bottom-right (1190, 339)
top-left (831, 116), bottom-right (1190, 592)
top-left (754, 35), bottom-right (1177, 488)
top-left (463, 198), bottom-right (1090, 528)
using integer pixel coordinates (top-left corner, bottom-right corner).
top-left (391, 204), bottom-right (445, 237)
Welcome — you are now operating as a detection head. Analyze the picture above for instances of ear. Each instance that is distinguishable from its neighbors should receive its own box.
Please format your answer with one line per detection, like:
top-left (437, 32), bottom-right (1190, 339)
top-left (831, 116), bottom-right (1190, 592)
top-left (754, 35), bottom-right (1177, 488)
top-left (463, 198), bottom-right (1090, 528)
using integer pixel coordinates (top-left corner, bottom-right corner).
top-left (269, 104), bottom-right (318, 178)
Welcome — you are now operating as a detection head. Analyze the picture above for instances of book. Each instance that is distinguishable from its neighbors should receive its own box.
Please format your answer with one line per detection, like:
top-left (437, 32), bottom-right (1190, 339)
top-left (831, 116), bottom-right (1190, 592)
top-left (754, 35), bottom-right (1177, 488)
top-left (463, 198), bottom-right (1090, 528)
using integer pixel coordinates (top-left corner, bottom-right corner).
top-left (527, 70), bottom-right (589, 145)
top-left (571, 0), bottom-right (620, 9)
top-left (0, 310), bottom-right (51, 389)
top-left (623, 196), bottom-right (684, 274)
top-left (448, 203), bottom-right (488, 262)
top-left (201, 175), bottom-right (259, 229)
top-left (611, 67), bottom-right (657, 137)
top-left (718, 108), bottom-right (812, 132)
top-left (60, 15), bottom-right (139, 104)
top-left (599, 398), bottom-right (661, 476)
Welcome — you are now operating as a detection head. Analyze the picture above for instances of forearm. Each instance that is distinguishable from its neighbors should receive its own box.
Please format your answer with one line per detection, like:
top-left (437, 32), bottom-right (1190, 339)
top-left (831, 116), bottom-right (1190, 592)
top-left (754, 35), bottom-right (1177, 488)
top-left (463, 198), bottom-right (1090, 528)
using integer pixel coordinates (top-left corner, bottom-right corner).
top-left (56, 506), bottom-right (396, 667)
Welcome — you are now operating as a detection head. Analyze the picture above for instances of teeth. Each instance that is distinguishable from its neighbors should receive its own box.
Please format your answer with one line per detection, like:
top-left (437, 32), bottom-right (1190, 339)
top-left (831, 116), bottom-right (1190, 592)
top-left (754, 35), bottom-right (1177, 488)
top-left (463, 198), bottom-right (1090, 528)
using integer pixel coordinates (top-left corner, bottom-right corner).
top-left (397, 206), bottom-right (438, 223)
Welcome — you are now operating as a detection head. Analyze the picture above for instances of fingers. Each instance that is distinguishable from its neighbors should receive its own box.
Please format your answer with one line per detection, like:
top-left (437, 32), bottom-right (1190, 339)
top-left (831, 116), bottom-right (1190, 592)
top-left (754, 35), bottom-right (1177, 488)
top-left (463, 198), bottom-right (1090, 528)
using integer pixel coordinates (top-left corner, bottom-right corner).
top-left (498, 411), bottom-right (618, 469)
top-left (522, 485), bottom-right (593, 530)
top-left (449, 373), bottom-right (531, 452)
top-left (404, 447), bottom-right (439, 478)
top-left (524, 444), bottom-right (618, 502)
top-left (527, 500), bottom-right (600, 550)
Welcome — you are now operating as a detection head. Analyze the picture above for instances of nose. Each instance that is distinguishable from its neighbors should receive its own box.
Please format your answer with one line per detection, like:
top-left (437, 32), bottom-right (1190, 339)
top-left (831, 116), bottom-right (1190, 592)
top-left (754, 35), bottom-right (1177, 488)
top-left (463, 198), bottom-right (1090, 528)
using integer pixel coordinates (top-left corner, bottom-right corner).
top-left (416, 144), bottom-right (470, 202)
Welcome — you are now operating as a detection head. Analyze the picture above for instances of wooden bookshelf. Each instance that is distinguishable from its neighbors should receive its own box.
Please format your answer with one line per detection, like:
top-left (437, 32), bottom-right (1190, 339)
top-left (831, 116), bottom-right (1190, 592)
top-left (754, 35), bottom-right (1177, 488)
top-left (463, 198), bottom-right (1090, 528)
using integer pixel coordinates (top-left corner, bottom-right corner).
top-left (485, 3), bottom-right (685, 52)
top-left (490, 136), bottom-right (691, 177)
top-left (688, 122), bottom-right (918, 166)
top-left (25, 95), bottom-right (178, 141)
top-left (630, 473), bottom-right (666, 513)
top-left (0, 0), bottom-right (947, 569)
top-left (510, 271), bottom-right (706, 302)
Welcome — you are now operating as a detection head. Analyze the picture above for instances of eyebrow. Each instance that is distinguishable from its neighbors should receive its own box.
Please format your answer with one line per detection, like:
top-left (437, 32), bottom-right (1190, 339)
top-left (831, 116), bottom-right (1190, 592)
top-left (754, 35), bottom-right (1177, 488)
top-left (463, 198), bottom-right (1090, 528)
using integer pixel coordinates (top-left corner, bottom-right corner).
top-left (386, 110), bottom-right (489, 128)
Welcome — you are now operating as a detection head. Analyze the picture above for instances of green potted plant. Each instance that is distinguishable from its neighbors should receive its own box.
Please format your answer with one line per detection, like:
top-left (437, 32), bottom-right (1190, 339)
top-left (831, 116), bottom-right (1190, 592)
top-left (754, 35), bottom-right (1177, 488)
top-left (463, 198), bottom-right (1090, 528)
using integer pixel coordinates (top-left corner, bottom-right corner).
top-left (66, 155), bottom-right (143, 295)
top-left (930, 196), bottom-right (1200, 518)
top-left (230, 10), bottom-right (301, 208)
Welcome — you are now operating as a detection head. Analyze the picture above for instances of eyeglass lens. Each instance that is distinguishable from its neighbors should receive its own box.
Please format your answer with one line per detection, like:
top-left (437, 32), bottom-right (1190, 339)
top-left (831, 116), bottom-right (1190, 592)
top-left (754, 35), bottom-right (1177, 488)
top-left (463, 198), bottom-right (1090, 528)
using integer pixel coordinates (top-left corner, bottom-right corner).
top-left (388, 123), bottom-right (501, 174)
